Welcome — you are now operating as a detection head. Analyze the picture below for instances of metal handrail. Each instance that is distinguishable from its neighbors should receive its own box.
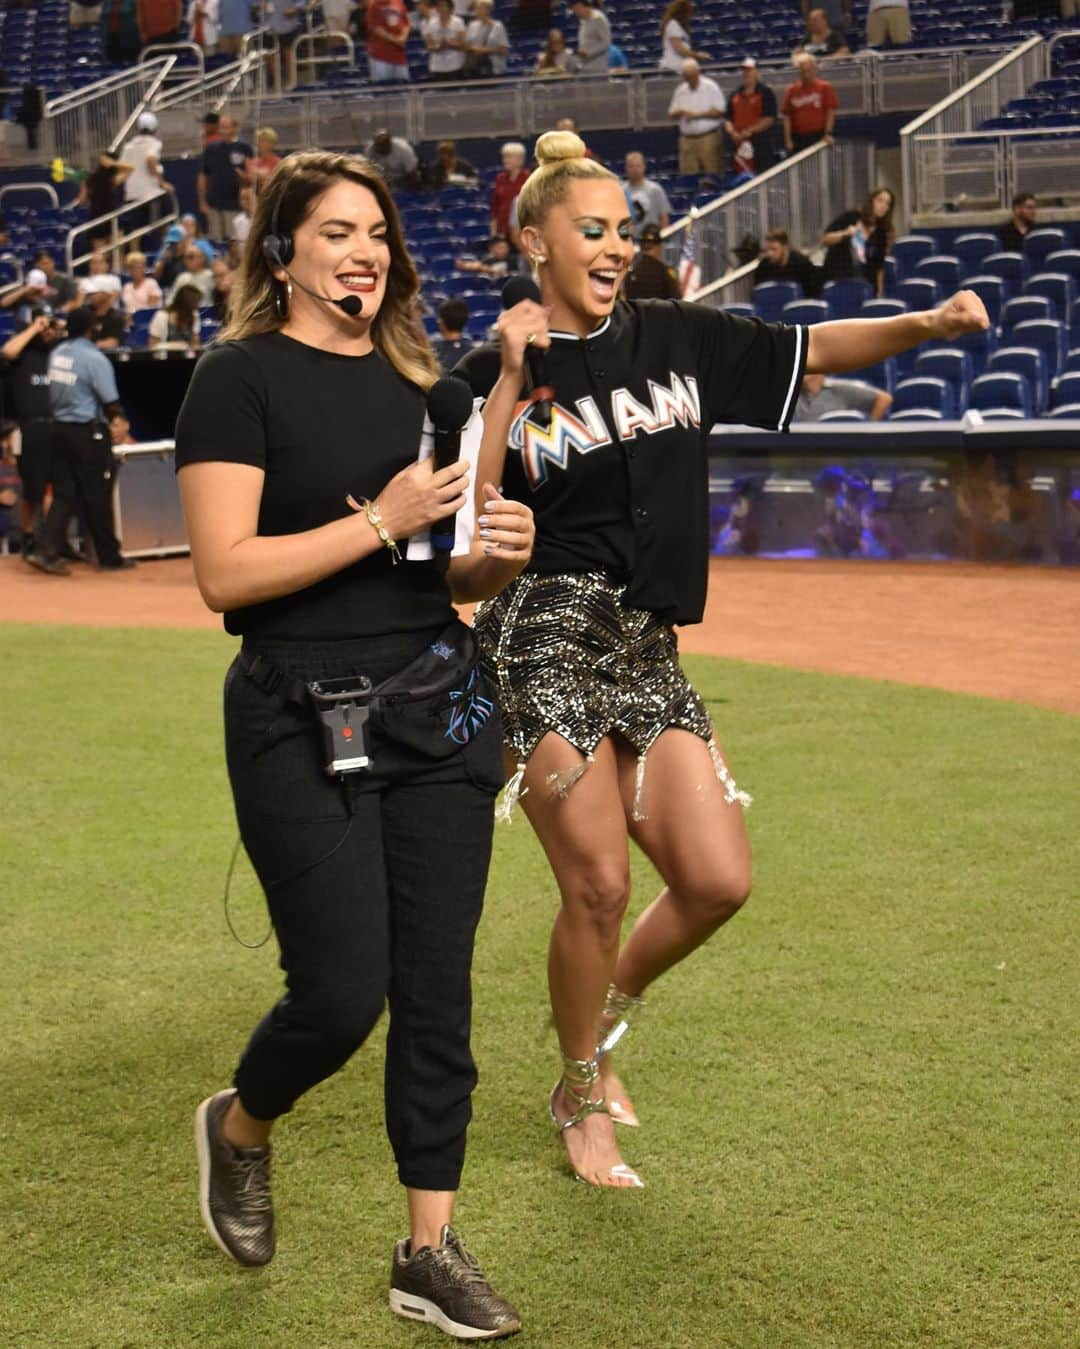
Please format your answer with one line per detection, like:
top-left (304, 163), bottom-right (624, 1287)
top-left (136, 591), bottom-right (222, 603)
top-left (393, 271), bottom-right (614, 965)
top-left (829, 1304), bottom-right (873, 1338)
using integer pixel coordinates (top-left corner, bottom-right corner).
top-left (45, 56), bottom-right (175, 116)
top-left (288, 28), bottom-right (355, 91)
top-left (239, 24), bottom-right (283, 96)
top-left (689, 259), bottom-right (758, 305)
top-left (663, 141), bottom-right (831, 237)
top-left (109, 55), bottom-right (179, 154)
top-left (0, 182), bottom-right (60, 208)
top-left (141, 41), bottom-right (206, 86)
top-left (65, 186), bottom-right (180, 274)
top-left (1045, 27), bottom-right (1080, 66)
top-left (0, 251), bottom-right (26, 297)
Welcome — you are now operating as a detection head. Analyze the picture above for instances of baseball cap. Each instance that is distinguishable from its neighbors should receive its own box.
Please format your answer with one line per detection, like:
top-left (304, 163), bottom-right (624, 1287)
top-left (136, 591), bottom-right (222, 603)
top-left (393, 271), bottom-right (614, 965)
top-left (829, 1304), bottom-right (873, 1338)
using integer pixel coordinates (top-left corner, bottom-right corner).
top-left (639, 225), bottom-right (662, 245)
top-left (83, 274), bottom-right (121, 294)
top-left (137, 111), bottom-right (159, 133)
top-left (741, 56), bottom-right (757, 68)
top-left (164, 223), bottom-right (185, 243)
top-left (27, 267), bottom-right (48, 288)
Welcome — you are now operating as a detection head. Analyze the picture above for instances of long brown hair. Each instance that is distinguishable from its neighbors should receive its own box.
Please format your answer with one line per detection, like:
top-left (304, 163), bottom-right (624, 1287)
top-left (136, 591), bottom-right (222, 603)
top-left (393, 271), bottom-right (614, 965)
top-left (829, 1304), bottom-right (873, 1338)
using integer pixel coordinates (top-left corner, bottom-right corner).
top-left (659, 0), bottom-right (693, 36)
top-left (221, 150), bottom-right (438, 391)
top-left (859, 185), bottom-right (896, 241)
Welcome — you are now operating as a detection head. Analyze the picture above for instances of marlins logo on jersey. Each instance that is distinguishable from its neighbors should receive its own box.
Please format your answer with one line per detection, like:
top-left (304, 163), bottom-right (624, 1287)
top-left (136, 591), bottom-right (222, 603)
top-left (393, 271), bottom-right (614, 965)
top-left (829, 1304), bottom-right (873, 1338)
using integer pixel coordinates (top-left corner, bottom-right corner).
top-left (510, 371), bottom-right (702, 489)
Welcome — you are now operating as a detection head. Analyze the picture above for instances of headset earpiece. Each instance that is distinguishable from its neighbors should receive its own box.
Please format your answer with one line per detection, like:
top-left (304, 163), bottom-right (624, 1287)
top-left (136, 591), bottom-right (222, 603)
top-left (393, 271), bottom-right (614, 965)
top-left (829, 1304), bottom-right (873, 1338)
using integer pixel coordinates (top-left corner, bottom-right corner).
top-left (262, 193), bottom-right (293, 269)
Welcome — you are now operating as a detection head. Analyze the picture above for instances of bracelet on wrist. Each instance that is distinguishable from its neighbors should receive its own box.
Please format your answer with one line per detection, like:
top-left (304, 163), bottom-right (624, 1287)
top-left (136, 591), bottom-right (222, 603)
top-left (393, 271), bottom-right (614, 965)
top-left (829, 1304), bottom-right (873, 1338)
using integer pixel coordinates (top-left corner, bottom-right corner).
top-left (346, 493), bottom-right (401, 564)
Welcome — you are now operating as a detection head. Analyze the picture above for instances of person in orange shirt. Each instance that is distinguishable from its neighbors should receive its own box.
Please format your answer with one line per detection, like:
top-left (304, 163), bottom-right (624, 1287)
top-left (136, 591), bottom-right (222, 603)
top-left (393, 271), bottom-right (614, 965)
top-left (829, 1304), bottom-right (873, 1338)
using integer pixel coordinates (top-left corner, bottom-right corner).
top-left (366, 0), bottom-right (412, 82)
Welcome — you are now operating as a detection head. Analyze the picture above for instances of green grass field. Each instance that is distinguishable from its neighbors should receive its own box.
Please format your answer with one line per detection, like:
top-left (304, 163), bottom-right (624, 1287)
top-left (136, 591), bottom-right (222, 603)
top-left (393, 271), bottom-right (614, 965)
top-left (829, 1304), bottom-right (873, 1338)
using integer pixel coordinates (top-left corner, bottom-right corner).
top-left (3, 624), bottom-right (1077, 1349)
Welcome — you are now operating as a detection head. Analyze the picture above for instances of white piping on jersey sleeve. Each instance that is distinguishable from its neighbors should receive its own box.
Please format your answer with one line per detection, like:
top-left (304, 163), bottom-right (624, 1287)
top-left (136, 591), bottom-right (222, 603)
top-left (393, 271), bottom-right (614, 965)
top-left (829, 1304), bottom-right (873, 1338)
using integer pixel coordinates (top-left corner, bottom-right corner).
top-left (776, 324), bottom-right (806, 431)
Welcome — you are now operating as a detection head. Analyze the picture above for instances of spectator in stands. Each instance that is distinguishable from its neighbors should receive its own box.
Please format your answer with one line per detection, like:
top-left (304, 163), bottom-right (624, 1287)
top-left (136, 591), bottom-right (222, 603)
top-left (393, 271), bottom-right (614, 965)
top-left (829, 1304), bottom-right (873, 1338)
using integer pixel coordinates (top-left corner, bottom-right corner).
top-left (432, 296), bottom-right (475, 368)
top-left (198, 114), bottom-right (254, 241)
top-left (83, 276), bottom-right (126, 349)
top-left (188, 0), bottom-right (221, 55)
top-left (181, 212), bottom-right (218, 263)
top-left (607, 40), bottom-right (629, 73)
top-left (425, 139), bottom-right (479, 189)
top-left (153, 224), bottom-right (188, 289)
top-left (217, 0), bottom-right (251, 55)
top-left (210, 256), bottom-right (235, 320)
top-left (261, 0), bottom-right (305, 86)
top-left (464, 0), bottom-right (509, 77)
top-left (168, 245), bottom-right (216, 306)
top-left (1, 254), bottom-right (79, 316)
top-left (249, 128), bottom-right (283, 195)
top-left (865, 0), bottom-right (910, 48)
top-left (570, 0), bottom-right (609, 74)
top-left (77, 149), bottom-right (133, 220)
top-left (668, 58), bottom-right (726, 175)
top-left (724, 57), bottom-right (777, 176)
top-left (553, 116), bottom-right (599, 160)
top-left (658, 0), bottom-right (709, 75)
top-left (202, 110), bottom-right (223, 144)
top-left (136, 0), bottom-right (183, 45)
top-left (801, 0), bottom-right (849, 30)
top-left (755, 226), bottom-right (822, 297)
top-left (230, 185), bottom-right (255, 245)
top-left (999, 191), bottom-right (1037, 253)
top-left (121, 250), bottom-right (163, 313)
top-left (102, 0), bottom-right (143, 65)
top-left (491, 140), bottom-right (530, 236)
top-left (148, 282), bottom-right (203, 349)
top-left (0, 421), bottom-right (21, 551)
top-left (423, 0), bottom-right (467, 79)
top-left (15, 83), bottom-right (45, 152)
top-left (79, 250), bottom-right (123, 303)
top-left (622, 152), bottom-right (671, 240)
top-left (455, 234), bottom-right (512, 278)
top-left (821, 185), bottom-right (894, 294)
top-left (365, 0), bottom-right (412, 82)
top-left (109, 407), bottom-right (137, 446)
top-left (120, 111), bottom-right (169, 236)
top-left (365, 129), bottom-right (421, 189)
top-left (795, 372), bottom-right (891, 421)
top-left (796, 7), bottom-right (850, 60)
top-left (535, 27), bottom-right (570, 76)
top-left (624, 224), bottom-right (680, 299)
top-left (781, 53), bottom-right (838, 154)
top-left (0, 311), bottom-right (67, 557)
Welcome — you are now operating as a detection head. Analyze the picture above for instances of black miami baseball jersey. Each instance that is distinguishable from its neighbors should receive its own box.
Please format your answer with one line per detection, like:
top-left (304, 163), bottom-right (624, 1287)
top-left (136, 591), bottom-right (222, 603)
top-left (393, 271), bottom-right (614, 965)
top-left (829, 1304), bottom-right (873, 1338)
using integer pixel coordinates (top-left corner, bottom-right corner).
top-left (454, 299), bottom-right (807, 625)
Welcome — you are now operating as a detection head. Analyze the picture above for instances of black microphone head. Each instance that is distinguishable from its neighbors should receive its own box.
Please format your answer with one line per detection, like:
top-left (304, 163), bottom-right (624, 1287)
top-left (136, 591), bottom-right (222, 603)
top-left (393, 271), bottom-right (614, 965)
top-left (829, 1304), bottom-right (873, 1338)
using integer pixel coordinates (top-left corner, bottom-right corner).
top-left (427, 375), bottom-right (475, 431)
top-left (502, 275), bottom-right (541, 309)
top-left (338, 294), bottom-right (364, 317)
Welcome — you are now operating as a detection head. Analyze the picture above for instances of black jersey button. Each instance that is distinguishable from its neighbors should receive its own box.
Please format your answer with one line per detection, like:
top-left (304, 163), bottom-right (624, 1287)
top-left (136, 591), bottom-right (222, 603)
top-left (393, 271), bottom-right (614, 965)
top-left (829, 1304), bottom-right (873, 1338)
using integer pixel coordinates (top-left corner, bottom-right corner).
top-left (635, 506), bottom-right (649, 521)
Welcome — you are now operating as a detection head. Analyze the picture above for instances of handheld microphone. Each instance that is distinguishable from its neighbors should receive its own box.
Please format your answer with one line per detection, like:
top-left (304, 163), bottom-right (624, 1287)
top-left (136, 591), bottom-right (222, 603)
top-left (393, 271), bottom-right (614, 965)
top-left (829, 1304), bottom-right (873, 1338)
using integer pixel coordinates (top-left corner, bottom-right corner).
top-left (287, 270), bottom-right (365, 317)
top-left (501, 275), bottom-right (552, 430)
top-left (426, 376), bottom-right (475, 573)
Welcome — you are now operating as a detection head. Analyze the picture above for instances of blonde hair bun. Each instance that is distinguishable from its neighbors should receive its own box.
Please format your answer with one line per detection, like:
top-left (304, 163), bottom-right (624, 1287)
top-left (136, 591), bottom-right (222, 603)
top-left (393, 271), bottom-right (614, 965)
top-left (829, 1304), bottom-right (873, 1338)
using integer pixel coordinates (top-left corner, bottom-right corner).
top-left (535, 130), bottom-right (588, 167)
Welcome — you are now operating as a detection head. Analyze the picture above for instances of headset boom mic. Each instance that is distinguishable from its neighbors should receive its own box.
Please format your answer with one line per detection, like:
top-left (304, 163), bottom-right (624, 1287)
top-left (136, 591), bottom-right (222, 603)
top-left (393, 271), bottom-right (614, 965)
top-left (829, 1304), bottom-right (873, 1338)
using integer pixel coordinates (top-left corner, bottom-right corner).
top-left (500, 276), bottom-right (552, 429)
top-left (427, 377), bottom-right (475, 571)
top-left (338, 294), bottom-right (363, 317)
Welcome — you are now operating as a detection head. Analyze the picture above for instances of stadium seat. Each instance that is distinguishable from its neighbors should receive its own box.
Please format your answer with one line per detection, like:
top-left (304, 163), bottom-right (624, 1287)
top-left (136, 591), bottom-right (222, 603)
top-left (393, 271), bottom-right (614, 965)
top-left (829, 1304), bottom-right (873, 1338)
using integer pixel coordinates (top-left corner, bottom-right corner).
top-left (1024, 273), bottom-right (1076, 321)
top-left (1065, 346), bottom-right (1080, 372)
top-left (1048, 404), bottom-right (1080, 419)
top-left (892, 376), bottom-right (955, 419)
top-left (849, 357), bottom-right (897, 392)
top-left (953, 232), bottom-right (999, 272)
top-left (959, 274), bottom-right (1006, 327)
top-left (1012, 319), bottom-right (1068, 377)
top-left (1044, 249), bottom-right (1080, 282)
top-left (891, 235), bottom-right (936, 278)
top-left (823, 278), bottom-right (872, 319)
top-left (722, 303), bottom-right (755, 319)
top-left (889, 409), bottom-right (944, 422)
top-left (1024, 228), bottom-right (1068, 267)
top-left (915, 348), bottom-right (973, 411)
top-left (941, 326), bottom-right (996, 378)
top-left (981, 251), bottom-right (1030, 295)
top-left (969, 371), bottom-right (1033, 418)
top-left (781, 300), bottom-right (829, 326)
top-left (752, 280), bottom-right (800, 323)
top-left (914, 255), bottom-right (961, 293)
top-left (860, 298), bottom-right (907, 320)
top-left (817, 409), bottom-right (867, 422)
top-left (1051, 371), bottom-right (1080, 409)
top-left (989, 346), bottom-right (1048, 413)
top-left (896, 278), bottom-right (940, 312)
top-left (1002, 295), bottom-right (1052, 334)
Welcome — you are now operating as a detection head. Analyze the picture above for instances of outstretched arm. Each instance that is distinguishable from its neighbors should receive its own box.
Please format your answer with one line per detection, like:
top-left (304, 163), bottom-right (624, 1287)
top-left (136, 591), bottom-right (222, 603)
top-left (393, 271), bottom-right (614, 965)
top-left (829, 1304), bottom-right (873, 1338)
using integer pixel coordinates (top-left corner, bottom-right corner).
top-left (806, 290), bottom-right (989, 374)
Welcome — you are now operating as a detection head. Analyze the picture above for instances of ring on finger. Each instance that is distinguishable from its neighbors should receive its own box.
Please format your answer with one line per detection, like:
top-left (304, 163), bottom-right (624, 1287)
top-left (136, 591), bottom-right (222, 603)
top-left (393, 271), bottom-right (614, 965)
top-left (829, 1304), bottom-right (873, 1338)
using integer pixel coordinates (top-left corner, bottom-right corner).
top-left (525, 332), bottom-right (536, 345)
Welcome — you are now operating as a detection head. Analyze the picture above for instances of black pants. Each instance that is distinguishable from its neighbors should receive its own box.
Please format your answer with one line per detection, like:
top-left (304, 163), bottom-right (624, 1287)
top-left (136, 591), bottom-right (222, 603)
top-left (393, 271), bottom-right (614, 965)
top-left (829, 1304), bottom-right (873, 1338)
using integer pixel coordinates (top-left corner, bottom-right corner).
top-left (224, 628), bottom-right (503, 1192)
top-left (791, 131), bottom-right (826, 154)
top-left (16, 420), bottom-right (52, 507)
top-left (40, 421), bottom-right (122, 566)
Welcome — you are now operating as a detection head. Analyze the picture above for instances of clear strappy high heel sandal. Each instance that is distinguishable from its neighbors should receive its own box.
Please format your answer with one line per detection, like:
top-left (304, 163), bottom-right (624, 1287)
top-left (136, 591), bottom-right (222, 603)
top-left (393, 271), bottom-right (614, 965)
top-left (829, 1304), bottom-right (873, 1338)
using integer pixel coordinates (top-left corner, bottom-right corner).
top-left (548, 1053), bottom-right (644, 1189)
top-left (596, 984), bottom-right (646, 1128)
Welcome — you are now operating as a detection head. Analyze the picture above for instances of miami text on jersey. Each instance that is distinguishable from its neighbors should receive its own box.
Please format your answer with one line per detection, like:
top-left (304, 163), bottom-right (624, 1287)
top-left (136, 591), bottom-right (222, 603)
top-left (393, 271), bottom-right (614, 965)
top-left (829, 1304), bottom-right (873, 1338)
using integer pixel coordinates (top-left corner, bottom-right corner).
top-left (510, 372), bottom-right (702, 488)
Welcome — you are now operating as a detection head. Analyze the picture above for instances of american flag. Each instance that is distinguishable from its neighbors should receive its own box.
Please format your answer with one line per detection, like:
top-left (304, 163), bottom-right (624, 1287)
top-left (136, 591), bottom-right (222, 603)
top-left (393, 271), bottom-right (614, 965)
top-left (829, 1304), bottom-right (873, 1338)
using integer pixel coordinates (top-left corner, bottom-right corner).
top-left (679, 216), bottom-right (702, 297)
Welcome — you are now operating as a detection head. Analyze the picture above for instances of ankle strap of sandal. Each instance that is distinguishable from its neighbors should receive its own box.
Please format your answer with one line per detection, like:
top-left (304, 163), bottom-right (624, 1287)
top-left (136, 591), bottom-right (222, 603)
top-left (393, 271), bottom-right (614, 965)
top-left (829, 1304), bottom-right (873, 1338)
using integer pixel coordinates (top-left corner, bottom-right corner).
top-left (597, 984), bottom-right (646, 1059)
top-left (555, 1055), bottom-right (607, 1131)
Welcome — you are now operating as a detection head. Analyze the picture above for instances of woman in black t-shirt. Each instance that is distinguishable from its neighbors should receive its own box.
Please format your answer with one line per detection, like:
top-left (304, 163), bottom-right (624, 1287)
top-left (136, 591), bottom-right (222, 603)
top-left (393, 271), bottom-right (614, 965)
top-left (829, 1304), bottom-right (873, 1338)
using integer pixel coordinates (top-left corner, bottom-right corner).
top-left (455, 131), bottom-right (988, 1193)
top-left (821, 185), bottom-right (896, 295)
top-left (174, 150), bottom-right (535, 1341)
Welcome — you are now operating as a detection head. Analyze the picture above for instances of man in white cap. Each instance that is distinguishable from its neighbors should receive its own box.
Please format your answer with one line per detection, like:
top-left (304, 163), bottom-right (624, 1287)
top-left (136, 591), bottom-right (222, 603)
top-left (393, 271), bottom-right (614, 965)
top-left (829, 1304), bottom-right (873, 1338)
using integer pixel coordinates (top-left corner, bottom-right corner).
top-left (83, 276), bottom-right (127, 349)
top-left (121, 110), bottom-right (169, 241)
top-left (724, 57), bottom-right (778, 175)
top-left (0, 267), bottom-right (53, 327)
top-left (668, 57), bottom-right (726, 174)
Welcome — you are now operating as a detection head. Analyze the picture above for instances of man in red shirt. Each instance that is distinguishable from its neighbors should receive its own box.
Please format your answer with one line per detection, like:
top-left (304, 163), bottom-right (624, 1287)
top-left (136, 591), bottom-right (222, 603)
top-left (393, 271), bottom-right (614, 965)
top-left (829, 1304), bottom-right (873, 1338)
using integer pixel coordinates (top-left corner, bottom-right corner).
top-left (781, 54), bottom-right (839, 154)
top-left (366, 0), bottom-right (411, 82)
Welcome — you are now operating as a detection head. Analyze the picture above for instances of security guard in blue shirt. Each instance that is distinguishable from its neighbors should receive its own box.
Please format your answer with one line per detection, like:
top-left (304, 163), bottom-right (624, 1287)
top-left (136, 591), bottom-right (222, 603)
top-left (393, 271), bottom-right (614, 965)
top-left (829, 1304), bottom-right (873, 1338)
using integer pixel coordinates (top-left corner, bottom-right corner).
top-left (27, 307), bottom-right (133, 575)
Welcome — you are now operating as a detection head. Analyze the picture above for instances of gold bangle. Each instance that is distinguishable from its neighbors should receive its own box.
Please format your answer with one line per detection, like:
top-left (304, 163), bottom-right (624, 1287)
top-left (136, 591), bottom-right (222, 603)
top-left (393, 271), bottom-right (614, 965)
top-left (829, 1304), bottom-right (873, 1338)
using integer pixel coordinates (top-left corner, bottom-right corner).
top-left (347, 493), bottom-right (401, 564)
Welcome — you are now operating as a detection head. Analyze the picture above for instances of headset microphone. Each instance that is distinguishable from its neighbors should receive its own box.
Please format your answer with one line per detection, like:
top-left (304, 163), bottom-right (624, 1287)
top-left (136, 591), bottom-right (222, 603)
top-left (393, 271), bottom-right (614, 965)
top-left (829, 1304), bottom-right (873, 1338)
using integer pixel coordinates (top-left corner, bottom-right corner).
top-left (501, 275), bottom-right (552, 430)
top-left (262, 196), bottom-right (365, 317)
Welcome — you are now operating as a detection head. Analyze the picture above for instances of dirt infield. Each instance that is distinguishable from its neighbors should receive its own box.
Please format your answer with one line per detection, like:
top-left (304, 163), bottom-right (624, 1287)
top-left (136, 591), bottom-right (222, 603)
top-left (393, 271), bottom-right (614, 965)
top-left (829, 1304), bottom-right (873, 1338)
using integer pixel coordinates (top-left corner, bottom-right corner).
top-left (3, 554), bottom-right (1077, 715)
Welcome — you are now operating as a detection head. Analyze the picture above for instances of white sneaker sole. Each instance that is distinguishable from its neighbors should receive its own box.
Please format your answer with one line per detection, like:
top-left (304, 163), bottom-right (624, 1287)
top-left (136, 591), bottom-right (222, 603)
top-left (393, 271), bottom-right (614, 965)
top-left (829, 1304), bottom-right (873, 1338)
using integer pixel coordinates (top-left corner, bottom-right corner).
top-left (194, 1090), bottom-right (246, 1264)
top-left (389, 1288), bottom-right (520, 1340)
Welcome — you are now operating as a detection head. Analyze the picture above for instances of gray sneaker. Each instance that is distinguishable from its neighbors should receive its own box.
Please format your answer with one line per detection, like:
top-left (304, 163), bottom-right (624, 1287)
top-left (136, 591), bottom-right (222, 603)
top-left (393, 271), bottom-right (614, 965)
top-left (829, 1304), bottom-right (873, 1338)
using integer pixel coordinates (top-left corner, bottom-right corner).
top-left (195, 1089), bottom-right (274, 1268)
top-left (390, 1224), bottom-right (521, 1340)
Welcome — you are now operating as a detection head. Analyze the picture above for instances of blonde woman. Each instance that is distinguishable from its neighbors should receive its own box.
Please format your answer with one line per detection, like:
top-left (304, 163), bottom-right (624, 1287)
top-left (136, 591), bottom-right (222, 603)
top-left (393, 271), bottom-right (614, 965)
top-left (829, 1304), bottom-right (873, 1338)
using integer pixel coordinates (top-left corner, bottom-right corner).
top-left (175, 150), bottom-right (538, 1340)
top-left (121, 251), bottom-right (162, 314)
top-left (454, 131), bottom-right (990, 1190)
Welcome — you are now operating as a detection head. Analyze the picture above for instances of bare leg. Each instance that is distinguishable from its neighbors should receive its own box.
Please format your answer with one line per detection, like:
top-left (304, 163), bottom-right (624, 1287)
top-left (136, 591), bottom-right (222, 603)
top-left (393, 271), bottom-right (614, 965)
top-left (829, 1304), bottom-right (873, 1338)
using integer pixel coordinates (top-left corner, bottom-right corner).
top-left (407, 1189), bottom-right (455, 1249)
top-left (514, 733), bottom-right (642, 1188)
top-left (222, 1096), bottom-right (272, 1149)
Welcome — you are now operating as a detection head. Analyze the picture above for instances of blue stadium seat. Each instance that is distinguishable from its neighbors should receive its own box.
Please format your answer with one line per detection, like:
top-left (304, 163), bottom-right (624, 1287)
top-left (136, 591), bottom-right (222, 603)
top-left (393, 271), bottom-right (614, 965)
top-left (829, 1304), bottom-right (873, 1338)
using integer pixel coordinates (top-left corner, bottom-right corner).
top-left (896, 280), bottom-right (940, 315)
top-left (1002, 295), bottom-right (1052, 334)
top-left (969, 372), bottom-right (1032, 418)
top-left (1072, 298), bottom-right (1080, 343)
top-left (722, 303), bottom-right (755, 319)
top-left (981, 251), bottom-right (1030, 295)
top-left (989, 346), bottom-right (1049, 414)
top-left (1024, 272), bottom-right (1076, 322)
top-left (823, 278), bottom-right (872, 320)
top-left (891, 235), bottom-right (936, 278)
top-left (953, 232), bottom-right (999, 273)
top-left (963, 274), bottom-right (1006, 327)
top-left (915, 348), bottom-right (973, 411)
top-left (1044, 249), bottom-right (1080, 282)
top-left (781, 300), bottom-right (829, 325)
top-left (889, 409), bottom-right (944, 422)
top-left (1024, 228), bottom-right (1068, 267)
top-left (752, 281), bottom-right (800, 323)
top-left (849, 358), bottom-right (896, 393)
top-left (1065, 346), bottom-right (1080, 372)
top-left (817, 409), bottom-right (867, 422)
top-left (914, 255), bottom-right (961, 293)
top-left (1048, 404), bottom-right (1080, 419)
top-left (1051, 371), bottom-right (1080, 409)
top-left (893, 376), bottom-right (954, 419)
top-left (942, 326), bottom-right (996, 378)
top-left (1012, 318), bottom-right (1068, 377)
top-left (861, 298), bottom-right (907, 320)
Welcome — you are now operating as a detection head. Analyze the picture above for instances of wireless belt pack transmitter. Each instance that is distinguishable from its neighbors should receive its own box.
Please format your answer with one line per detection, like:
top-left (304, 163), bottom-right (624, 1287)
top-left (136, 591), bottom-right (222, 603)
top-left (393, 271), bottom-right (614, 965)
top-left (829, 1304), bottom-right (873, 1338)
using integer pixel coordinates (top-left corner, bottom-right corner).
top-left (307, 676), bottom-right (374, 776)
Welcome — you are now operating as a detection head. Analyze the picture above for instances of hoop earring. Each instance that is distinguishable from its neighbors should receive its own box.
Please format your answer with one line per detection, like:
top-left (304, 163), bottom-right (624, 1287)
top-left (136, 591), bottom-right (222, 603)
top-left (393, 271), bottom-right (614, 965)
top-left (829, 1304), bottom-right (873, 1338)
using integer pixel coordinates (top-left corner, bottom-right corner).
top-left (275, 277), bottom-right (292, 319)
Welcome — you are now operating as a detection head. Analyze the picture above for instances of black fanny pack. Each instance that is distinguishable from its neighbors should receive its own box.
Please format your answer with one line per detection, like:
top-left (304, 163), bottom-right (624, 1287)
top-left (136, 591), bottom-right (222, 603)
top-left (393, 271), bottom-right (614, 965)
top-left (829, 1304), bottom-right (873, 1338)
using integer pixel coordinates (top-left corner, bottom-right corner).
top-left (239, 620), bottom-right (495, 776)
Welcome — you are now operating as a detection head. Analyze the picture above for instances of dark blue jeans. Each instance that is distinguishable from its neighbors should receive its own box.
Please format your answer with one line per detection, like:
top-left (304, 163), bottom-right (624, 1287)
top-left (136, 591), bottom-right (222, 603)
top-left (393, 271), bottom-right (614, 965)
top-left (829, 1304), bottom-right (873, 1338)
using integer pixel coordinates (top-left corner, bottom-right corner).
top-left (223, 626), bottom-right (503, 1192)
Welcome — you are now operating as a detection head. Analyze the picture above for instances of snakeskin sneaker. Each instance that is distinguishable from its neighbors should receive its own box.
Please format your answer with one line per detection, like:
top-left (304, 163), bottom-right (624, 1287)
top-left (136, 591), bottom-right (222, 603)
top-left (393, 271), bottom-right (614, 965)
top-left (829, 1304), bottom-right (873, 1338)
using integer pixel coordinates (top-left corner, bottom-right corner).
top-left (389, 1224), bottom-right (521, 1340)
top-left (195, 1089), bottom-right (274, 1268)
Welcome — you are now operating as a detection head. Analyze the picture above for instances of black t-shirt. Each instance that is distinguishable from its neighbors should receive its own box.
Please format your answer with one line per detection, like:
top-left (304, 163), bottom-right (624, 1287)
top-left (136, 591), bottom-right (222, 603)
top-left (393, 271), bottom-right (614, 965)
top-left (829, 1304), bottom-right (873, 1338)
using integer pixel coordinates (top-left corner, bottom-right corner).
top-left (173, 332), bottom-right (454, 641)
top-left (2, 336), bottom-right (53, 420)
top-left (200, 139), bottom-right (254, 210)
top-left (998, 220), bottom-right (1027, 253)
top-left (91, 309), bottom-right (126, 345)
top-left (454, 299), bottom-right (806, 625)
top-left (823, 210), bottom-right (890, 283)
top-left (755, 248), bottom-right (823, 299)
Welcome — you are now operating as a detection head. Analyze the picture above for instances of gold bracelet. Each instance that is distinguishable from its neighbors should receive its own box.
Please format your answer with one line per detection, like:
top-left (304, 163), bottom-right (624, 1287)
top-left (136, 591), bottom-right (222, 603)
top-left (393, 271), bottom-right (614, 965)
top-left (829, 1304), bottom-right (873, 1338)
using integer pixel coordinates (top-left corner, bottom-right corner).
top-left (346, 494), bottom-right (401, 564)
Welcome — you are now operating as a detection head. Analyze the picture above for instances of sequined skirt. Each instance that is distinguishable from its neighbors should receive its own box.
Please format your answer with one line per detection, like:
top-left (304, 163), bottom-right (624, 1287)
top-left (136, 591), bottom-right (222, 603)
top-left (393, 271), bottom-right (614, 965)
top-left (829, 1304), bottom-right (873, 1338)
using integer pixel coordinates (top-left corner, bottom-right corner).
top-left (473, 570), bottom-right (714, 763)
